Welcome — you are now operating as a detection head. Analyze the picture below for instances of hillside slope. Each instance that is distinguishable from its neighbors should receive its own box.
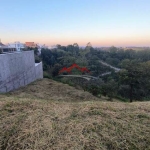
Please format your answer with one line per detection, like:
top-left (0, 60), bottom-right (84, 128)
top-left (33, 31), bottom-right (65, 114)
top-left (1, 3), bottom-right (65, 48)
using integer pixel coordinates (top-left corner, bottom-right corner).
top-left (5, 78), bottom-right (101, 102)
top-left (0, 79), bottom-right (150, 150)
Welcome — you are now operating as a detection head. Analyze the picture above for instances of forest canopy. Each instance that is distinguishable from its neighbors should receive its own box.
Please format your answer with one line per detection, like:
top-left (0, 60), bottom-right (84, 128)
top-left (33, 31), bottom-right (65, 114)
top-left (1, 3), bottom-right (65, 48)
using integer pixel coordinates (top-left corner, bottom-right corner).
top-left (34, 44), bottom-right (150, 102)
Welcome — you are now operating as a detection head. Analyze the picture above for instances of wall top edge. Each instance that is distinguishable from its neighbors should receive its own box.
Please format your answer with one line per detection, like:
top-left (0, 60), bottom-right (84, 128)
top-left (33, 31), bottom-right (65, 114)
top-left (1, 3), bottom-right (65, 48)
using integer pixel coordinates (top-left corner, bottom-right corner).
top-left (35, 62), bottom-right (42, 66)
top-left (0, 50), bottom-right (34, 56)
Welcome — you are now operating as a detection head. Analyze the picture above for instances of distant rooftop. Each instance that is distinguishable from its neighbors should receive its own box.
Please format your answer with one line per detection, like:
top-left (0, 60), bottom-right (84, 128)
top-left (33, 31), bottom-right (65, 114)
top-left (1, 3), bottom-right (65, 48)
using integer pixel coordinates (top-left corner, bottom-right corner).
top-left (25, 42), bottom-right (37, 47)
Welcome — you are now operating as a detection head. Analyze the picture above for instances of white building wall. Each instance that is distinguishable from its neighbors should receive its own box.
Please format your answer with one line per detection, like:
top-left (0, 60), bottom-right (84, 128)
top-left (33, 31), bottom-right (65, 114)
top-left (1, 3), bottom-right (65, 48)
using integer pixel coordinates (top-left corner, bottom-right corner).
top-left (7, 42), bottom-right (25, 51)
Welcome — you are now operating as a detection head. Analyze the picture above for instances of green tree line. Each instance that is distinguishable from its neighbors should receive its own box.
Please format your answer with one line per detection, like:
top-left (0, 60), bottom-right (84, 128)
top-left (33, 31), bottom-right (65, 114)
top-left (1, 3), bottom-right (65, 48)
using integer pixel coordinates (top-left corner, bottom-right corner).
top-left (34, 44), bottom-right (150, 102)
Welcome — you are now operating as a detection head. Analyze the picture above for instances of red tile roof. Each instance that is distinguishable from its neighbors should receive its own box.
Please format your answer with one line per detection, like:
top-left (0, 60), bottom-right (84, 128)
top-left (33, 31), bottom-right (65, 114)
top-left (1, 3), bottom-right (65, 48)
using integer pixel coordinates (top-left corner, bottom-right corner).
top-left (25, 42), bottom-right (37, 47)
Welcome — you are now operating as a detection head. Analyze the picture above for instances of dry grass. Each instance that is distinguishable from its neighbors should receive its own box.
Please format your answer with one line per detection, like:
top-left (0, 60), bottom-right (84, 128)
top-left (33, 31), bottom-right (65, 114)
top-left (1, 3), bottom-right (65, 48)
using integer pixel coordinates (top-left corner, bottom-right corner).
top-left (5, 78), bottom-right (102, 102)
top-left (0, 79), bottom-right (150, 150)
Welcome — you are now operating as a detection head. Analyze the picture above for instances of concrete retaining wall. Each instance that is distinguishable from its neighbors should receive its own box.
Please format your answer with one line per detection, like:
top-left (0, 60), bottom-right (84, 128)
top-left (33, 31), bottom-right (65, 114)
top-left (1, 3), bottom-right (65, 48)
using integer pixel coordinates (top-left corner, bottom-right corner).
top-left (35, 62), bottom-right (43, 80)
top-left (0, 51), bottom-right (43, 93)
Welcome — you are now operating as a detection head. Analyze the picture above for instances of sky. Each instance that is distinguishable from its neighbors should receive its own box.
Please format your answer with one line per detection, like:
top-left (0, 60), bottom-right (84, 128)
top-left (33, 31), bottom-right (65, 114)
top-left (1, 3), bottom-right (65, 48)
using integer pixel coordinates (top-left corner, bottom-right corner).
top-left (1, 0), bottom-right (150, 47)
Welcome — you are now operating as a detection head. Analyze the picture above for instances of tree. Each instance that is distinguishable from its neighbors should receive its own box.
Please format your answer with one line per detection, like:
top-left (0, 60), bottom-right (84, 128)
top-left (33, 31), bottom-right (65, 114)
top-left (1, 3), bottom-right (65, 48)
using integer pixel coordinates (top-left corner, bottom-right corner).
top-left (73, 43), bottom-right (79, 55)
top-left (67, 45), bottom-right (74, 52)
top-left (101, 80), bottom-right (118, 100)
top-left (119, 61), bottom-right (142, 102)
top-left (87, 42), bottom-right (92, 47)
top-left (56, 44), bottom-right (61, 49)
top-left (34, 47), bottom-right (39, 55)
top-left (52, 64), bottom-right (62, 77)
top-left (109, 46), bottom-right (118, 58)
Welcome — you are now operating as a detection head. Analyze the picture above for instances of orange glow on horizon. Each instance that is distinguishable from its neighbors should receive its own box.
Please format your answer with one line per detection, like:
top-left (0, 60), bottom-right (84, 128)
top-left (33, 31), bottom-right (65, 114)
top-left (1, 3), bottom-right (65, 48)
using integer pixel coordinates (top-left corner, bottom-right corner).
top-left (2, 35), bottom-right (150, 47)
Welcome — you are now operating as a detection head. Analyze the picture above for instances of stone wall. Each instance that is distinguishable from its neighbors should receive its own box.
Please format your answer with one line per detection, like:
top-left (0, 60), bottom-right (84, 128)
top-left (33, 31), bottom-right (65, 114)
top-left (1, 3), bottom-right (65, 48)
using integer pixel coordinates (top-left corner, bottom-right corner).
top-left (0, 51), bottom-right (43, 93)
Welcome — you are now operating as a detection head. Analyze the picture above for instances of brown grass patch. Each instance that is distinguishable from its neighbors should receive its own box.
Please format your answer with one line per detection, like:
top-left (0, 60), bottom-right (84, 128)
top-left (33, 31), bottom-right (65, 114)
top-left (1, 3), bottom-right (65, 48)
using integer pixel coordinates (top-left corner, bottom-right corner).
top-left (0, 79), bottom-right (150, 149)
top-left (7, 78), bottom-right (102, 102)
top-left (0, 98), bottom-right (150, 150)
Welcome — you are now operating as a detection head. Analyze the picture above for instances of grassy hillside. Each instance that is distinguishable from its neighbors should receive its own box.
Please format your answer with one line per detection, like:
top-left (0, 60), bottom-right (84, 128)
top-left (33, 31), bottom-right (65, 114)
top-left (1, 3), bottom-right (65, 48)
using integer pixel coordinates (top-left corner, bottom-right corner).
top-left (0, 79), bottom-right (150, 150)
top-left (5, 79), bottom-right (101, 102)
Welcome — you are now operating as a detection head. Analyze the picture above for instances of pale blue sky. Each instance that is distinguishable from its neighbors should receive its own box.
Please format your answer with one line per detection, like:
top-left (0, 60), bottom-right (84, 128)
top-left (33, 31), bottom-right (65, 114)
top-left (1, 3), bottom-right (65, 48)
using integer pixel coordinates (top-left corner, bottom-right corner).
top-left (1, 0), bottom-right (150, 46)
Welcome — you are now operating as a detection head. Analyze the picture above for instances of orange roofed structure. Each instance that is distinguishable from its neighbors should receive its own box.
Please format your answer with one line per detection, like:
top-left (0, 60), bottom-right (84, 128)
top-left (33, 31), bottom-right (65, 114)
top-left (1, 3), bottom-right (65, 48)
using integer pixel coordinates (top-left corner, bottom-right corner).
top-left (25, 42), bottom-right (37, 48)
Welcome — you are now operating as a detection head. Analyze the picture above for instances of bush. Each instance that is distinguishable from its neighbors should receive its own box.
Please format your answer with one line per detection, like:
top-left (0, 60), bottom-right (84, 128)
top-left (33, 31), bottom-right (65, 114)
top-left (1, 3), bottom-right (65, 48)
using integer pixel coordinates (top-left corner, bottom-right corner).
top-left (88, 85), bottom-right (100, 96)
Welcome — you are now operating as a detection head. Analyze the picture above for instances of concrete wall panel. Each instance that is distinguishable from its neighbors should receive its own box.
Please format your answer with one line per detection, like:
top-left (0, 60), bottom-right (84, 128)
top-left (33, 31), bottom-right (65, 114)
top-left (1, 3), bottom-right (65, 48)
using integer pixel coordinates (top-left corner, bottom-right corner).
top-left (0, 51), bottom-right (43, 93)
top-left (35, 62), bottom-right (43, 80)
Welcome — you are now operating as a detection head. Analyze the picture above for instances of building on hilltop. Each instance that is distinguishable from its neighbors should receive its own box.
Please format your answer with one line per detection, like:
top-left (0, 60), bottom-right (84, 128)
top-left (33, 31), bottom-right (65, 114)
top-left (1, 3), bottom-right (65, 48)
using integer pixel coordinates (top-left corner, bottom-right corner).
top-left (0, 40), bottom-right (16, 53)
top-left (0, 40), bottom-right (48, 54)
top-left (25, 42), bottom-right (37, 48)
top-left (0, 40), bottom-right (25, 53)
top-left (7, 42), bottom-right (25, 52)
top-left (0, 41), bottom-right (5, 53)
top-left (25, 42), bottom-right (48, 54)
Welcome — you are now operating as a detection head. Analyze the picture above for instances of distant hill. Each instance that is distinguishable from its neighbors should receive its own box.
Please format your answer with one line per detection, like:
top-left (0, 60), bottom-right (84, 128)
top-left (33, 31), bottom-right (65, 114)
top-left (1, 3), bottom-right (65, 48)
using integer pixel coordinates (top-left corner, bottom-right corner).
top-left (0, 79), bottom-right (150, 150)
